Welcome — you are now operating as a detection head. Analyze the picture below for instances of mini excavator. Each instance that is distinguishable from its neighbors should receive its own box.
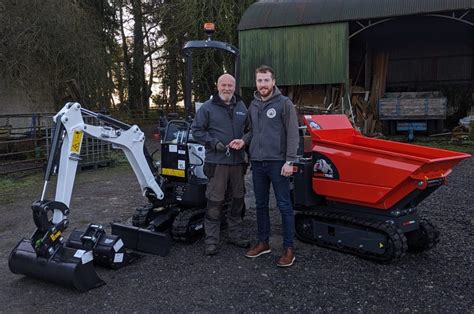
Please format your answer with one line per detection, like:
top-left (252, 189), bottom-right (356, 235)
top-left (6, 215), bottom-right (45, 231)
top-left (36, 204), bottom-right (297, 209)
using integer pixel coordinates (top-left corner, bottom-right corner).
top-left (9, 23), bottom-right (242, 291)
top-left (8, 102), bottom-right (207, 291)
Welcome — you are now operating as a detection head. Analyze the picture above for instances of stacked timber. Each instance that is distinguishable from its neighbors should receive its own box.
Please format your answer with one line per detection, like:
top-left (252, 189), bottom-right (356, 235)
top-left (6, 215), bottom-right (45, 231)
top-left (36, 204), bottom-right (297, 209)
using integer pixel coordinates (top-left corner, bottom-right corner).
top-left (348, 52), bottom-right (390, 136)
top-left (351, 89), bottom-right (376, 136)
top-left (378, 92), bottom-right (447, 120)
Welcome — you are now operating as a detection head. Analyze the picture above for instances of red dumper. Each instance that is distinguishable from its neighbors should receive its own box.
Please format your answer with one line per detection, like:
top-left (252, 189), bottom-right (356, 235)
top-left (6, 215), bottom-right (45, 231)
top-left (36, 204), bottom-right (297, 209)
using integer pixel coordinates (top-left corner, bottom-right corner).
top-left (293, 114), bottom-right (470, 262)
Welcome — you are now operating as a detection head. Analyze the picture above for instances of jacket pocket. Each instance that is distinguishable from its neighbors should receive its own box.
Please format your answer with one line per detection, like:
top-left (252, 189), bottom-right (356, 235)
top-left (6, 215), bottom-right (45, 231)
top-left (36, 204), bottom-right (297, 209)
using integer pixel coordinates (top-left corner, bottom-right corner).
top-left (266, 134), bottom-right (282, 159)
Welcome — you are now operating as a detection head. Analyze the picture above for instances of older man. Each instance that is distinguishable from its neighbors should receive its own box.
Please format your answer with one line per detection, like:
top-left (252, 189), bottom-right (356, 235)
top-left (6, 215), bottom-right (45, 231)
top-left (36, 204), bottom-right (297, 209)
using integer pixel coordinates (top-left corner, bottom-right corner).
top-left (191, 73), bottom-right (249, 256)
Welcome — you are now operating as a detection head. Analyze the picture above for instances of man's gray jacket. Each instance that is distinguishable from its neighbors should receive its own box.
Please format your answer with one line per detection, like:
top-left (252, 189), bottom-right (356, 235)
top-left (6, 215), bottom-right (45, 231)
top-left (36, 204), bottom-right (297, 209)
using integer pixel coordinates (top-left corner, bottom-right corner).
top-left (243, 87), bottom-right (299, 162)
top-left (191, 93), bottom-right (248, 165)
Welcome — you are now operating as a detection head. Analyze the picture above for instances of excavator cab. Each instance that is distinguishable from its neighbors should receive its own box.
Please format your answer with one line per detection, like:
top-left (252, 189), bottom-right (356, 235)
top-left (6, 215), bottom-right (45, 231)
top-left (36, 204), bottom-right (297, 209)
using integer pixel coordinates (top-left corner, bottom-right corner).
top-left (182, 22), bottom-right (240, 120)
top-left (129, 23), bottom-right (242, 241)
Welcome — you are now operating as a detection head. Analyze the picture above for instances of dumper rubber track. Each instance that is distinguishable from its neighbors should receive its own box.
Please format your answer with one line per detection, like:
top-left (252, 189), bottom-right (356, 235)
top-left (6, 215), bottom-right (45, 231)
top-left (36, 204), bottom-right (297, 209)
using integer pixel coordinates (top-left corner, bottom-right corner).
top-left (405, 218), bottom-right (440, 253)
top-left (295, 209), bottom-right (408, 263)
top-left (171, 208), bottom-right (206, 242)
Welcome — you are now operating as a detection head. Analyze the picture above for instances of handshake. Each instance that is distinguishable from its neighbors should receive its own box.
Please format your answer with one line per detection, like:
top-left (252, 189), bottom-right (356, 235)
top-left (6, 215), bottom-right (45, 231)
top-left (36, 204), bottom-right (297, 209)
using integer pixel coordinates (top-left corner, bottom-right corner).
top-left (215, 139), bottom-right (245, 152)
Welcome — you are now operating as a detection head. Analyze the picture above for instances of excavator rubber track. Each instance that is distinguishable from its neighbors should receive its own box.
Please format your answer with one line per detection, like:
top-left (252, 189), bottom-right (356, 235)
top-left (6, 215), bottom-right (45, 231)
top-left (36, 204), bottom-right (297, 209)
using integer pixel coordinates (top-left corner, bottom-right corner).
top-left (295, 209), bottom-right (408, 263)
top-left (171, 207), bottom-right (206, 242)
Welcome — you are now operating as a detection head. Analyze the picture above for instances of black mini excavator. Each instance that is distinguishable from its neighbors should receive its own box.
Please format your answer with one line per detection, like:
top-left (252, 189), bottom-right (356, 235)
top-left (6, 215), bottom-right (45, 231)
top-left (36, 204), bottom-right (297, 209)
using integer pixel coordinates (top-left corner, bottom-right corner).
top-left (125, 22), bottom-right (242, 242)
top-left (9, 23), bottom-right (241, 291)
top-left (7, 102), bottom-right (213, 291)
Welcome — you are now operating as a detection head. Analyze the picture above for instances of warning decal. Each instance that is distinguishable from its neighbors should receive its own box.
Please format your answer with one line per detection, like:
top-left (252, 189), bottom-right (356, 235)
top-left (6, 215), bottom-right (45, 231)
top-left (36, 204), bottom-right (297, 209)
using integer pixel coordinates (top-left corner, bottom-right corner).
top-left (70, 130), bottom-right (83, 154)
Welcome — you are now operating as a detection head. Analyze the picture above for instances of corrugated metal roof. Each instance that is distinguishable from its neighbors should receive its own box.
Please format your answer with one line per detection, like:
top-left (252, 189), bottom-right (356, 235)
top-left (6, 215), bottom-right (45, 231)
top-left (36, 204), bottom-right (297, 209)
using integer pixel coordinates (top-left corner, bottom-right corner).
top-left (238, 0), bottom-right (474, 30)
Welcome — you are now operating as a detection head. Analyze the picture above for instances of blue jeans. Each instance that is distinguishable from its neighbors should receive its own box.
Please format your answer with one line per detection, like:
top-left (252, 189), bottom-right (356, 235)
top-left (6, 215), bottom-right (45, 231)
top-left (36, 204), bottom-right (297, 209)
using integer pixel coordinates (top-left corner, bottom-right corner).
top-left (251, 160), bottom-right (294, 248)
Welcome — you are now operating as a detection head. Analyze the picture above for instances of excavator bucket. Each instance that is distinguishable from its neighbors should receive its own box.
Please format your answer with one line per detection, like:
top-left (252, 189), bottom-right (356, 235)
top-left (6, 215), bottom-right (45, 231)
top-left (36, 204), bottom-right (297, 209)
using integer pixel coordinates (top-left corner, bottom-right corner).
top-left (9, 239), bottom-right (105, 291)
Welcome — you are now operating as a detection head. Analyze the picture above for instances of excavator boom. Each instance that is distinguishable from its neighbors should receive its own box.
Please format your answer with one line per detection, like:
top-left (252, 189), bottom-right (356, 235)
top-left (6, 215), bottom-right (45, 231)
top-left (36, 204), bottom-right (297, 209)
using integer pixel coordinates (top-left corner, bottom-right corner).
top-left (9, 102), bottom-right (169, 291)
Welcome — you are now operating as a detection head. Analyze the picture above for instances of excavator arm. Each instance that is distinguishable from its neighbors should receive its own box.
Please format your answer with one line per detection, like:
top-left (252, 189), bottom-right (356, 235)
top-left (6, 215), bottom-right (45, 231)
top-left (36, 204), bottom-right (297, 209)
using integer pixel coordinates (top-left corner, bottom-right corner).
top-left (9, 102), bottom-right (168, 291)
top-left (47, 102), bottom-right (164, 224)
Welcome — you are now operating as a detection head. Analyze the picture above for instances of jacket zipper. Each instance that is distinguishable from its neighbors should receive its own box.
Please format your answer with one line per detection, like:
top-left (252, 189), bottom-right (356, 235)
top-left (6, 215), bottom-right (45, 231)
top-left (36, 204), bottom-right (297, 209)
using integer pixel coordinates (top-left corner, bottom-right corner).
top-left (229, 104), bottom-right (236, 163)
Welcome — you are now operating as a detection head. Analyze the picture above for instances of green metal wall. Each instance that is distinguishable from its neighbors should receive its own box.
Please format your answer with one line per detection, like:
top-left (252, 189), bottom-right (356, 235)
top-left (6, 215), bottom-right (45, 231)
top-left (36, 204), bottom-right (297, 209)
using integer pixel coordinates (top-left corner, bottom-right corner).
top-left (239, 23), bottom-right (348, 88)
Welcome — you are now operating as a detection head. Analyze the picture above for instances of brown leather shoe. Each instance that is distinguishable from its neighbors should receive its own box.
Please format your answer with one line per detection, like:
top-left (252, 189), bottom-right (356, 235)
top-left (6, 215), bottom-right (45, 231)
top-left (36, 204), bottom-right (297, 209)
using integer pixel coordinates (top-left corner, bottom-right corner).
top-left (276, 247), bottom-right (295, 267)
top-left (245, 242), bottom-right (271, 258)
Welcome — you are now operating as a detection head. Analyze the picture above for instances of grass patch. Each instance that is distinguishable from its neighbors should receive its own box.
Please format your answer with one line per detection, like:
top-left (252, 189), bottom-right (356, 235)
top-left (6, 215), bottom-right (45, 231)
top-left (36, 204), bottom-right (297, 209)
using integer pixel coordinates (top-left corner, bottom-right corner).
top-left (0, 176), bottom-right (39, 194)
top-left (0, 174), bottom-right (41, 204)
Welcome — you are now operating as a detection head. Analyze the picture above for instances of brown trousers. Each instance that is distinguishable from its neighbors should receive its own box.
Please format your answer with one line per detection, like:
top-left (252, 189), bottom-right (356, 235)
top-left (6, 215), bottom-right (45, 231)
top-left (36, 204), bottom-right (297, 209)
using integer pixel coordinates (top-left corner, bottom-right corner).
top-left (204, 163), bottom-right (245, 202)
top-left (204, 163), bottom-right (246, 245)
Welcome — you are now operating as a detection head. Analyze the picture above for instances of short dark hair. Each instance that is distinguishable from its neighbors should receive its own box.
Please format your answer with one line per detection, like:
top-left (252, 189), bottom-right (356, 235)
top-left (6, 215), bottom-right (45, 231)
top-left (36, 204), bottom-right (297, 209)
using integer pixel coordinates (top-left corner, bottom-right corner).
top-left (255, 65), bottom-right (275, 79)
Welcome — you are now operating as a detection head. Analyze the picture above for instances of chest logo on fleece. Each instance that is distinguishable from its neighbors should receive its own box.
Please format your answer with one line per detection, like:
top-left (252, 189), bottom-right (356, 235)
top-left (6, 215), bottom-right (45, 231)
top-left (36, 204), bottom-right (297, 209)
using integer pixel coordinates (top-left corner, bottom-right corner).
top-left (266, 108), bottom-right (276, 118)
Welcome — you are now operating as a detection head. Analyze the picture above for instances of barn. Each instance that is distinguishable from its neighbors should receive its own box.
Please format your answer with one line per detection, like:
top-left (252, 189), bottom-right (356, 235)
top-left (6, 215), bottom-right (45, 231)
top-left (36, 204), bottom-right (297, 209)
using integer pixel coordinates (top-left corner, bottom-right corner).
top-left (238, 0), bottom-right (473, 133)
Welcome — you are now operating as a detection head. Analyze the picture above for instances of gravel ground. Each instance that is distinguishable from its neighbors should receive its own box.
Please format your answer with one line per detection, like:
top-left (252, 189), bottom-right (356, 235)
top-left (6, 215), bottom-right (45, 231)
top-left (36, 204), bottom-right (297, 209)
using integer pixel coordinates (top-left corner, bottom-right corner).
top-left (0, 154), bottom-right (472, 312)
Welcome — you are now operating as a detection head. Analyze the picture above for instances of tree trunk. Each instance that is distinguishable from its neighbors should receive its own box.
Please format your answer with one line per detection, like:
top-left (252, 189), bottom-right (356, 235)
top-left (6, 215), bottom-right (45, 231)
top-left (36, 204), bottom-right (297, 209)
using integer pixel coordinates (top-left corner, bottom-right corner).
top-left (119, 1), bottom-right (131, 109)
top-left (129, 0), bottom-right (146, 113)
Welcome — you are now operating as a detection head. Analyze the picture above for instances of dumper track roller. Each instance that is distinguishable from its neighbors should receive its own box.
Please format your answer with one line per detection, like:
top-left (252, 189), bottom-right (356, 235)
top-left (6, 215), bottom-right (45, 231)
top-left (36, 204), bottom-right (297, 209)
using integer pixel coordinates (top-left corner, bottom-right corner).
top-left (295, 209), bottom-right (408, 263)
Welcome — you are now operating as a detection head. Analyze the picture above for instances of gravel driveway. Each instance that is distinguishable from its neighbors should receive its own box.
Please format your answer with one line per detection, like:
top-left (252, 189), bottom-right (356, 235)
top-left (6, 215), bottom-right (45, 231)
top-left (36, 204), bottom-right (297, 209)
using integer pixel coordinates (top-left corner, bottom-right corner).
top-left (0, 155), bottom-right (472, 312)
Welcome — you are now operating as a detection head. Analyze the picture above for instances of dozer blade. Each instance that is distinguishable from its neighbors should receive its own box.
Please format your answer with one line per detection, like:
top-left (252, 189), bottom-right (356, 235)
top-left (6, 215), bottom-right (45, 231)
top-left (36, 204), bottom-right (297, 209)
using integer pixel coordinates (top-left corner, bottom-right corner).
top-left (9, 239), bottom-right (105, 291)
top-left (111, 223), bottom-right (171, 257)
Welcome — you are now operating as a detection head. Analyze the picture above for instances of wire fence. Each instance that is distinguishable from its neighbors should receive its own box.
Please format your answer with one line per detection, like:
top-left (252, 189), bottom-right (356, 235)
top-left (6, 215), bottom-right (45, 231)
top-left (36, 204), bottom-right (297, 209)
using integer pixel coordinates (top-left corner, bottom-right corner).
top-left (0, 113), bottom-right (117, 176)
top-left (0, 106), bottom-right (186, 176)
top-left (0, 113), bottom-right (52, 176)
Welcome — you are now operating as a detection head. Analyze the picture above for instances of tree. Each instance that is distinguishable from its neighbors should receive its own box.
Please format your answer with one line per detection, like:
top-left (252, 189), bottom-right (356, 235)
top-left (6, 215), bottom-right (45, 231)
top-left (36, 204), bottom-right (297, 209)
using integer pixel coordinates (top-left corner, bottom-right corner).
top-left (113, 0), bottom-right (160, 113)
top-left (129, 0), bottom-right (147, 111)
top-left (0, 0), bottom-right (115, 109)
top-left (0, 0), bottom-right (255, 112)
top-left (153, 0), bottom-right (255, 112)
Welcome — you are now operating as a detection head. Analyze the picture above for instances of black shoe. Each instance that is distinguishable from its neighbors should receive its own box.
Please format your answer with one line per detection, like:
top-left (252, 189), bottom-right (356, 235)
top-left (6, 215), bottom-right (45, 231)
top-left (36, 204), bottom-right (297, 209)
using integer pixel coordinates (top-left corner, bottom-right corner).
top-left (205, 244), bottom-right (218, 256)
top-left (227, 238), bottom-right (250, 248)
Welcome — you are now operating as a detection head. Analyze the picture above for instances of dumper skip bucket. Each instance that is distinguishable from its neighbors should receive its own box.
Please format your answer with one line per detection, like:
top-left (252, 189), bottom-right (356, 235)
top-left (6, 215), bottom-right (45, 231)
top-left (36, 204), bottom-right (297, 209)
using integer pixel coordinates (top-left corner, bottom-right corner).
top-left (9, 239), bottom-right (105, 291)
top-left (303, 114), bottom-right (471, 209)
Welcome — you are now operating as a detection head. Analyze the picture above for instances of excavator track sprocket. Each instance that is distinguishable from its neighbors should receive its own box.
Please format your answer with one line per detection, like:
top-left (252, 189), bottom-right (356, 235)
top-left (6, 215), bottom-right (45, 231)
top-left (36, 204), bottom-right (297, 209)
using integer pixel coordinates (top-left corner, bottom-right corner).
top-left (295, 209), bottom-right (408, 263)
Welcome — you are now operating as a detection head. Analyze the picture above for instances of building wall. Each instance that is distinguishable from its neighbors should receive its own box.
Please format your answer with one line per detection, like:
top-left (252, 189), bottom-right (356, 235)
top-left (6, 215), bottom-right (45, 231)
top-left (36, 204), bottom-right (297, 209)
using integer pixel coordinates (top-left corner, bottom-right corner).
top-left (239, 23), bottom-right (349, 87)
